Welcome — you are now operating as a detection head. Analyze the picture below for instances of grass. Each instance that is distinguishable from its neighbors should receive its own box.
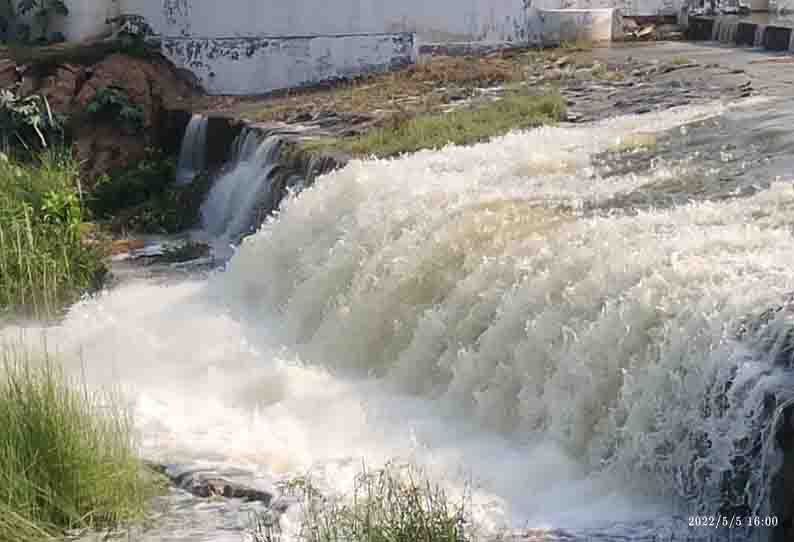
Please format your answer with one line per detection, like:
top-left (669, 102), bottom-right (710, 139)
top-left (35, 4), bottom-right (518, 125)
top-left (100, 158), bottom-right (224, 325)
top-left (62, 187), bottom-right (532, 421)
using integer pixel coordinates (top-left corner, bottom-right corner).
top-left (0, 345), bottom-right (160, 541)
top-left (329, 91), bottom-right (565, 158)
top-left (0, 150), bottom-right (105, 319)
top-left (243, 56), bottom-right (528, 124)
top-left (671, 56), bottom-right (692, 66)
top-left (254, 463), bottom-right (472, 542)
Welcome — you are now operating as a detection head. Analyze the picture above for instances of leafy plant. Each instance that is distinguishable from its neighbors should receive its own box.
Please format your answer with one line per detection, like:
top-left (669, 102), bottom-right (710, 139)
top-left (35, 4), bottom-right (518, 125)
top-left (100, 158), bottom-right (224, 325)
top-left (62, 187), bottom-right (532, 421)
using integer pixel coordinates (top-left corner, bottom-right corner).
top-left (107, 14), bottom-right (157, 58)
top-left (0, 89), bottom-right (63, 155)
top-left (0, 0), bottom-right (68, 44)
top-left (89, 149), bottom-right (175, 219)
top-left (84, 85), bottom-right (145, 134)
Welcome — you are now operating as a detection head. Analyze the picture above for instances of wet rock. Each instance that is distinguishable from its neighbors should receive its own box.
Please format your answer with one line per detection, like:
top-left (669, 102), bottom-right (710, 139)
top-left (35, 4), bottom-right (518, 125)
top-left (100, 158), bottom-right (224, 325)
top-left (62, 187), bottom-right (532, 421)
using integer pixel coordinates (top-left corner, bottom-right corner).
top-left (170, 469), bottom-right (274, 505)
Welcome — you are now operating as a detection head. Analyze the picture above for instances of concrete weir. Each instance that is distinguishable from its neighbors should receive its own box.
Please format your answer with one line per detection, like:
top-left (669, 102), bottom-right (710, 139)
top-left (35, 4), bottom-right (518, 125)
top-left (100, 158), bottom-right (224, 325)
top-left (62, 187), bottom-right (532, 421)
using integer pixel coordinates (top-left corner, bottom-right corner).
top-left (686, 14), bottom-right (794, 54)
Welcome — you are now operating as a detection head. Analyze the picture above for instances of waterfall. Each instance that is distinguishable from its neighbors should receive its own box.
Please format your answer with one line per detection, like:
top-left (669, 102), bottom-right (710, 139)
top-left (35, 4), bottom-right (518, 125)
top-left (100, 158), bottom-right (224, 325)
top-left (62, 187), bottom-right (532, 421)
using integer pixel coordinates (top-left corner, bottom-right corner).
top-left (200, 129), bottom-right (285, 242)
top-left (216, 101), bottom-right (794, 521)
top-left (9, 100), bottom-right (794, 539)
top-left (176, 114), bottom-right (209, 185)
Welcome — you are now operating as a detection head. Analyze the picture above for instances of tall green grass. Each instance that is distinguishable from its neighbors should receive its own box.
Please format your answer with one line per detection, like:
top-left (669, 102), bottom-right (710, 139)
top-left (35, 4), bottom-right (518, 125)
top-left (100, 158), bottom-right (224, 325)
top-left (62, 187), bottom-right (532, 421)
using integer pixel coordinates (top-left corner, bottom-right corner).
top-left (254, 463), bottom-right (473, 542)
top-left (0, 345), bottom-right (157, 541)
top-left (0, 150), bottom-right (105, 318)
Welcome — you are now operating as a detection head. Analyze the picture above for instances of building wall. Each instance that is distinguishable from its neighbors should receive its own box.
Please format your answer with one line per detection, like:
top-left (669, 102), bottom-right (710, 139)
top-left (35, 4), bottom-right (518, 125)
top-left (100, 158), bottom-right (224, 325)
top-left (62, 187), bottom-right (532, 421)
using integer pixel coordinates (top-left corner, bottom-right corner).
top-left (533, 0), bottom-right (680, 16)
top-left (120, 0), bottom-right (530, 42)
top-left (163, 33), bottom-right (417, 95)
top-left (118, 0), bottom-right (680, 43)
top-left (770, 0), bottom-right (794, 12)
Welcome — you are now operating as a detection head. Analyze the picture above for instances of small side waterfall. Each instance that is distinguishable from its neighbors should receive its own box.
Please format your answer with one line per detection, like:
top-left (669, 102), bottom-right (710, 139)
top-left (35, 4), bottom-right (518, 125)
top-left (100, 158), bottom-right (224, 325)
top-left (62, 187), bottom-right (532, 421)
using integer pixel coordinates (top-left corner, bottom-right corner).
top-left (176, 114), bottom-right (209, 185)
top-left (199, 126), bottom-right (344, 245)
top-left (200, 130), bottom-right (283, 242)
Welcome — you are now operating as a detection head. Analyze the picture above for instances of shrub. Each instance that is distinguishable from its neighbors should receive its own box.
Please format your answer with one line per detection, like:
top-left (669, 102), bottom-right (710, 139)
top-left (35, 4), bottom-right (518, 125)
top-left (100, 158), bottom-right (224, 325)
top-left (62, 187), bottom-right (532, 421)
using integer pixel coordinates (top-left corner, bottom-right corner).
top-left (0, 345), bottom-right (159, 541)
top-left (89, 151), bottom-right (211, 237)
top-left (0, 90), bottom-right (64, 156)
top-left (0, 150), bottom-right (105, 318)
top-left (89, 150), bottom-right (175, 220)
top-left (254, 464), bottom-right (473, 542)
top-left (89, 153), bottom-right (212, 234)
top-left (84, 86), bottom-right (145, 134)
top-left (0, 0), bottom-right (68, 44)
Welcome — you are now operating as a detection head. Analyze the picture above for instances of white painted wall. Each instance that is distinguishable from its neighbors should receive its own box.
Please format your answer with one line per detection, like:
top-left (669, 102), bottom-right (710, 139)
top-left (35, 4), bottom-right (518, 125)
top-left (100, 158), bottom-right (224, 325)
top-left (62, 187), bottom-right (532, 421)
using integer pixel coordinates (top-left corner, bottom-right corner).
top-left (537, 8), bottom-right (618, 44)
top-left (163, 33), bottom-right (417, 95)
top-left (770, 0), bottom-right (794, 11)
top-left (533, 0), bottom-right (681, 16)
top-left (119, 0), bottom-right (680, 43)
top-left (121, 0), bottom-right (530, 42)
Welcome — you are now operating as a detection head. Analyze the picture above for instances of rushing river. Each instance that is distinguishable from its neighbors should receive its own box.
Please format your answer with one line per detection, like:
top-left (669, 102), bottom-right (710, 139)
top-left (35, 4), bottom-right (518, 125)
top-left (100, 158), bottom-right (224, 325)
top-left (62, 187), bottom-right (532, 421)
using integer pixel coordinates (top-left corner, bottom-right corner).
top-left (6, 97), bottom-right (794, 541)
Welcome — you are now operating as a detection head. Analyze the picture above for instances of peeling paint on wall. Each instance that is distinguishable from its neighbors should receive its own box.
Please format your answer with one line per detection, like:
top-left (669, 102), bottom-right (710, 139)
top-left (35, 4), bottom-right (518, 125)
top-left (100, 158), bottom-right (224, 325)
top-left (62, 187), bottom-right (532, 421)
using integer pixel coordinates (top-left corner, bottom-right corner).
top-left (162, 0), bottom-right (191, 36)
top-left (162, 33), bottom-right (417, 95)
top-left (123, 0), bottom-right (531, 42)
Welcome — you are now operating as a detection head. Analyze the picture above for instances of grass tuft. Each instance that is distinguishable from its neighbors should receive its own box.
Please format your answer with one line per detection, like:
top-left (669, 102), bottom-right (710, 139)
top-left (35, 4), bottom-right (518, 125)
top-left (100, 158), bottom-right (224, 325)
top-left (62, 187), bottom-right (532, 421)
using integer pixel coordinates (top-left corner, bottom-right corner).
top-left (340, 92), bottom-right (565, 158)
top-left (0, 345), bottom-right (159, 541)
top-left (253, 463), bottom-right (474, 542)
top-left (0, 150), bottom-right (105, 319)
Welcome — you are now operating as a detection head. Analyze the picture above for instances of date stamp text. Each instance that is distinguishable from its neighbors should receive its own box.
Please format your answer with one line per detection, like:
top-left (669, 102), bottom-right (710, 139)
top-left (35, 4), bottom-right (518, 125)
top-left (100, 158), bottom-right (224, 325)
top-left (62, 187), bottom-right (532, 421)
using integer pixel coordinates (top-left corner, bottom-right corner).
top-left (688, 515), bottom-right (779, 529)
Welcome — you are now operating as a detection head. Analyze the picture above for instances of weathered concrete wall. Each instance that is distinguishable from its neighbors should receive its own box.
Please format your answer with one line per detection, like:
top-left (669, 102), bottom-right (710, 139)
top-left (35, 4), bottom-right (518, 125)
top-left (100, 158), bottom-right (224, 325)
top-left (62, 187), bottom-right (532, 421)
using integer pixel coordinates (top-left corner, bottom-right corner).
top-left (162, 33), bottom-right (417, 95)
top-left (770, 0), bottom-right (794, 12)
top-left (120, 0), bottom-right (530, 42)
top-left (121, 0), bottom-right (680, 40)
top-left (537, 8), bottom-right (619, 44)
top-left (533, 0), bottom-right (681, 16)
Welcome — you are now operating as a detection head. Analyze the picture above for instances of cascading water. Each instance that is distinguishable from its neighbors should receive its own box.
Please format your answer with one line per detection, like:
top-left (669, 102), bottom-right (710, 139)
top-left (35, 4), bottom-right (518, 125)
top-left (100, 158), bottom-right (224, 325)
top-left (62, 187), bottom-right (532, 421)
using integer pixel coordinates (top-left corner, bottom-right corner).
top-left (5, 98), bottom-right (794, 541)
top-left (200, 129), bottom-right (284, 243)
top-left (176, 114), bottom-right (209, 185)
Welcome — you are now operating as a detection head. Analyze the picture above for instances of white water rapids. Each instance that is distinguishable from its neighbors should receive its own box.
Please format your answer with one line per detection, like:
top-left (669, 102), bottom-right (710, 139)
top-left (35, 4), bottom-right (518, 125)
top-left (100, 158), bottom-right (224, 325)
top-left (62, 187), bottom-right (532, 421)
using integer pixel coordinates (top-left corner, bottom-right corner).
top-left (5, 100), bottom-right (794, 541)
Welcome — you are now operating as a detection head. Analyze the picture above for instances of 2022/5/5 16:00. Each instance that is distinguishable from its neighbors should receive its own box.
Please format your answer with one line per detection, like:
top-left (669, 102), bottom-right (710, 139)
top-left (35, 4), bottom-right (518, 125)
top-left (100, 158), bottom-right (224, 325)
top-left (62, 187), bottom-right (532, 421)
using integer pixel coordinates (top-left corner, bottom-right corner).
top-left (689, 516), bottom-right (779, 528)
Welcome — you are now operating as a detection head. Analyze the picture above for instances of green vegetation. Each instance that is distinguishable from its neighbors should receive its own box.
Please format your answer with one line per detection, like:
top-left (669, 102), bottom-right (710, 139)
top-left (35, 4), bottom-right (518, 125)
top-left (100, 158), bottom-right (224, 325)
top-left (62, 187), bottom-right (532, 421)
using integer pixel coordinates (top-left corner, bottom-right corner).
top-left (85, 86), bottom-right (145, 134)
top-left (671, 56), bottom-right (693, 66)
top-left (0, 150), bottom-right (105, 318)
top-left (90, 155), bottom-right (212, 234)
top-left (253, 464), bottom-right (473, 542)
top-left (1, 90), bottom-right (64, 156)
top-left (322, 91), bottom-right (565, 158)
top-left (0, 0), bottom-right (69, 45)
top-left (0, 345), bottom-right (160, 541)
